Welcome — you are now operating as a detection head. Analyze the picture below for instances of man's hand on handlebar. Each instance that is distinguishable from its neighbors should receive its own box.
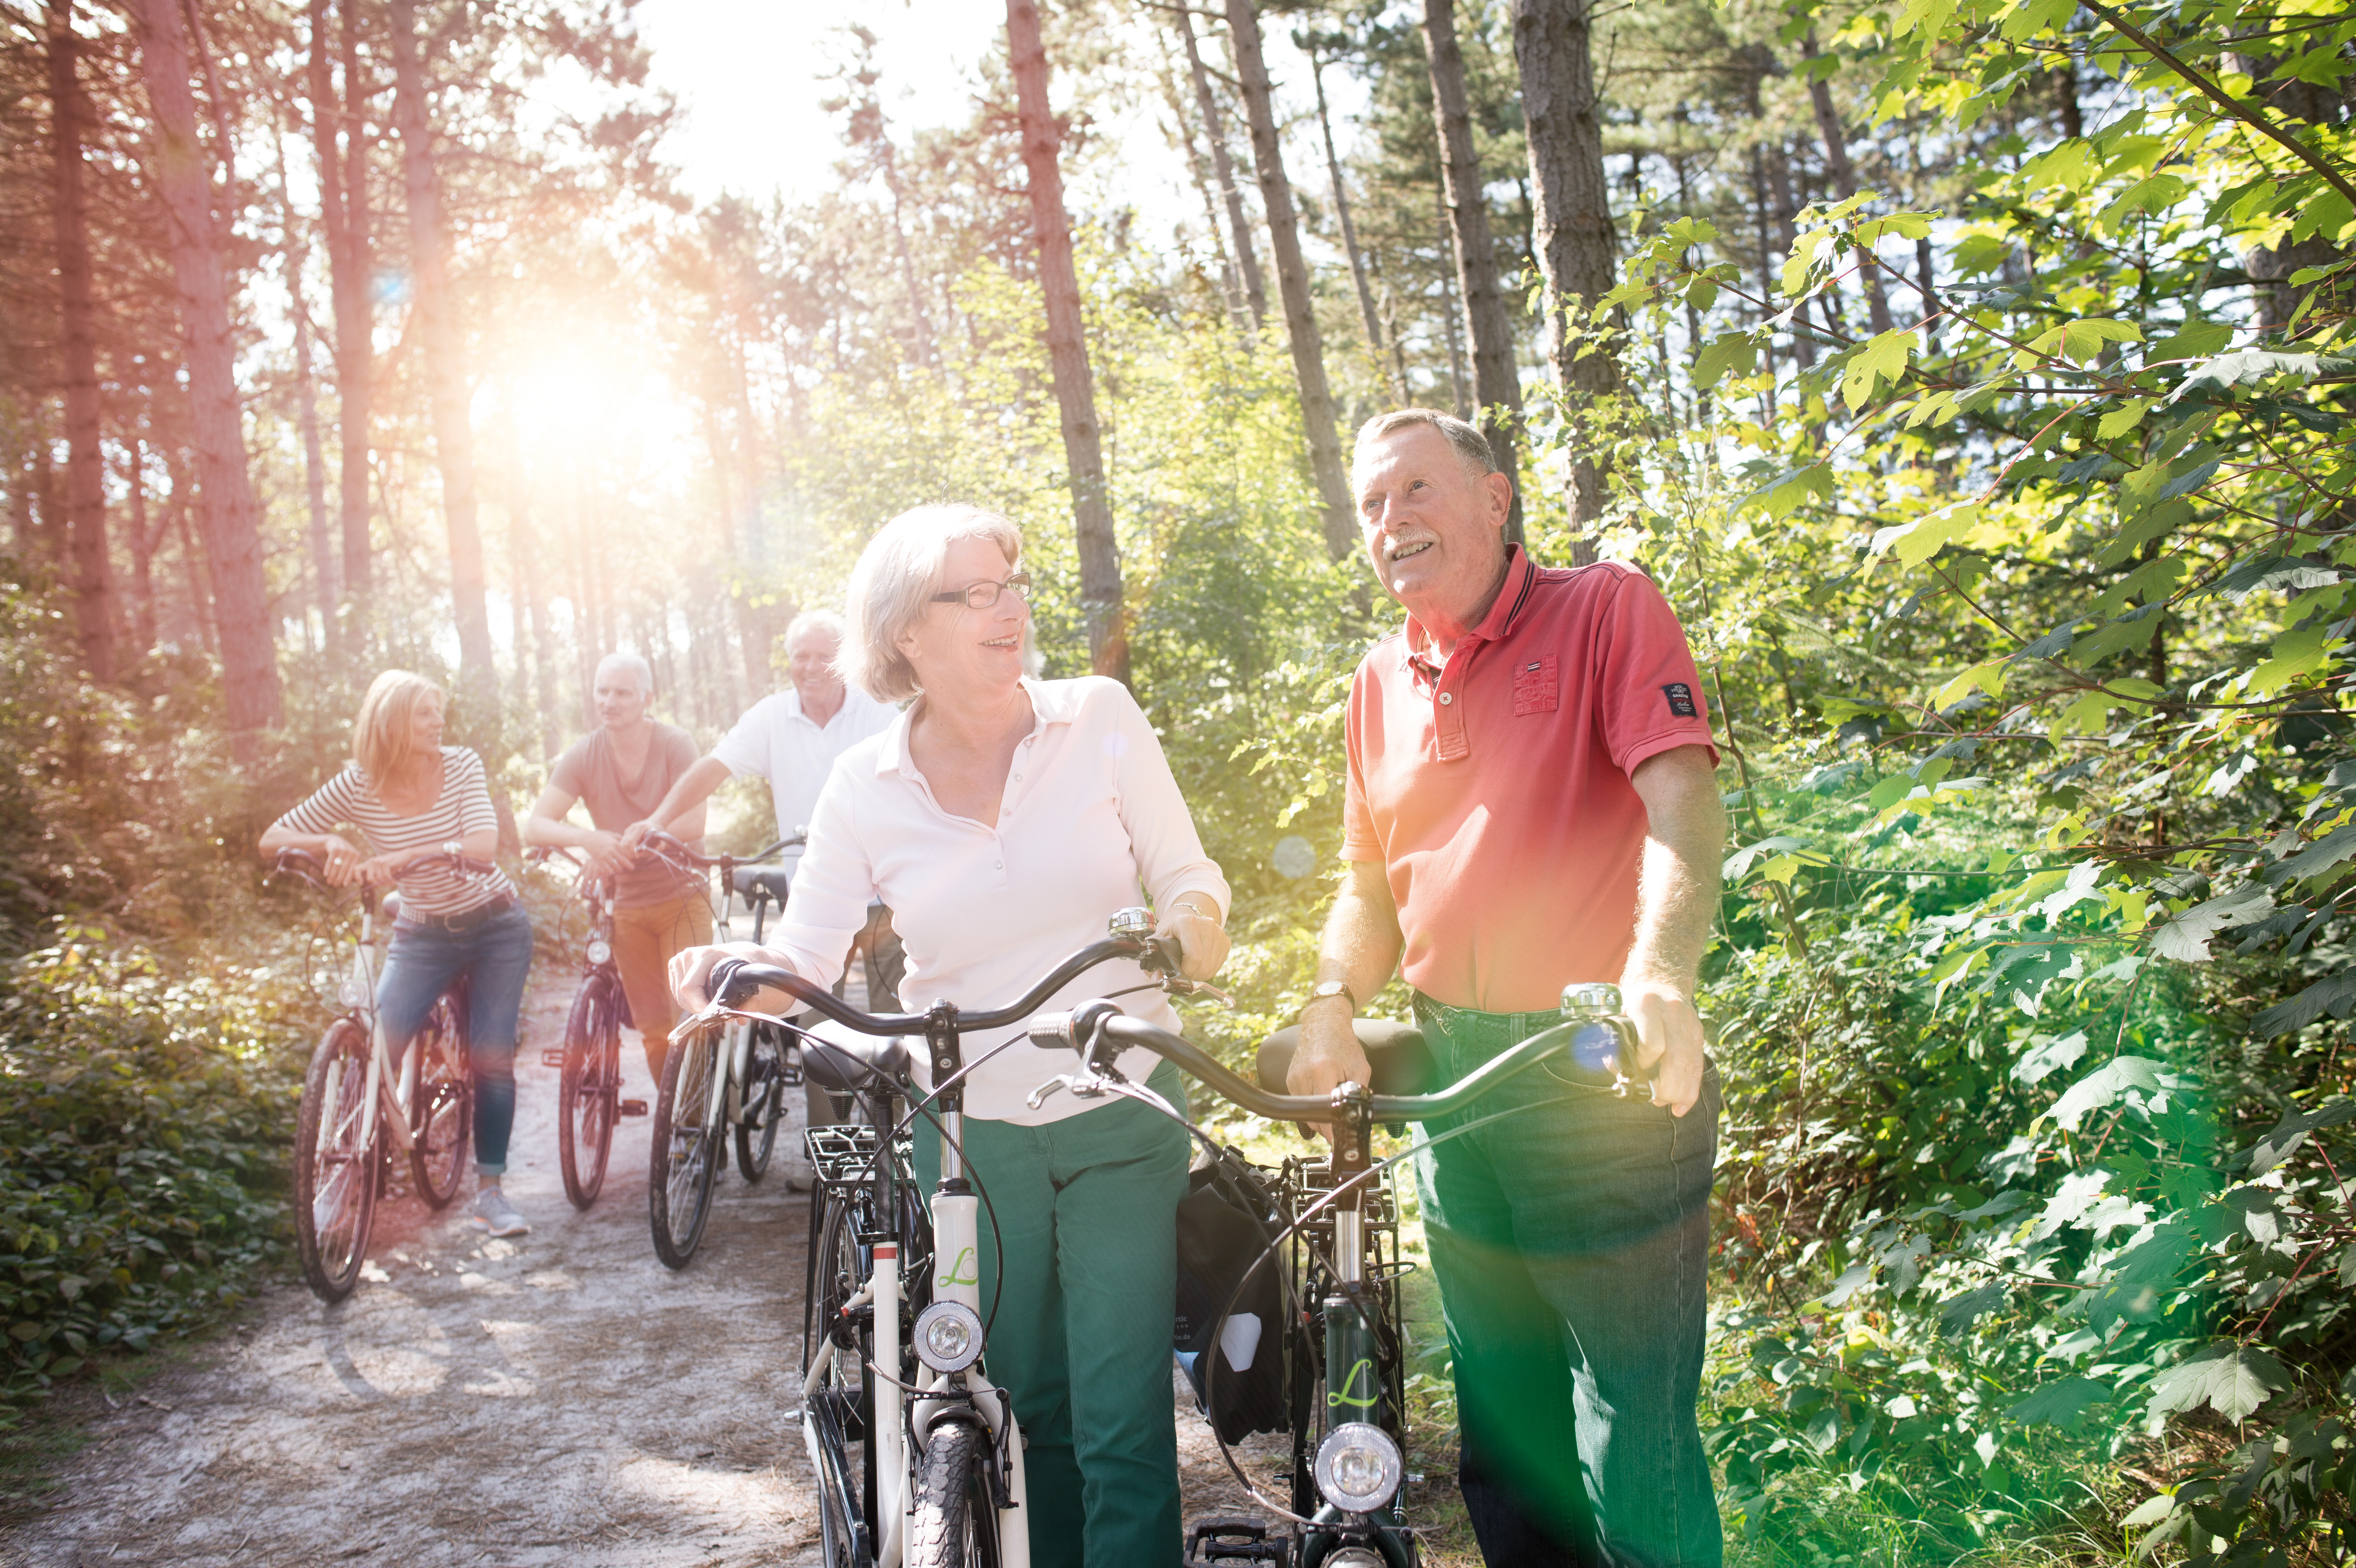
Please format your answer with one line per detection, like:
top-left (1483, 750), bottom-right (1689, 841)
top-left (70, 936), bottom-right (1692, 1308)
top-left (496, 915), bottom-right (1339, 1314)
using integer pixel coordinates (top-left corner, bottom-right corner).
top-left (578, 827), bottom-right (637, 882)
top-left (1621, 977), bottom-right (1704, 1117)
top-left (1286, 991), bottom-right (1371, 1145)
top-left (618, 818), bottom-right (662, 857)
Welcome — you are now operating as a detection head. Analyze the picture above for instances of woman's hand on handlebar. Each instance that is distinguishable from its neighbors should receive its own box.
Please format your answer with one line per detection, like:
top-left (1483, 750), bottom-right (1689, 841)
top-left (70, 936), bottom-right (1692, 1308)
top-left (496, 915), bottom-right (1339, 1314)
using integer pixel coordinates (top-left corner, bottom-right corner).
top-left (313, 834), bottom-right (366, 886)
top-left (668, 942), bottom-right (784, 1013)
top-left (1155, 904), bottom-right (1228, 982)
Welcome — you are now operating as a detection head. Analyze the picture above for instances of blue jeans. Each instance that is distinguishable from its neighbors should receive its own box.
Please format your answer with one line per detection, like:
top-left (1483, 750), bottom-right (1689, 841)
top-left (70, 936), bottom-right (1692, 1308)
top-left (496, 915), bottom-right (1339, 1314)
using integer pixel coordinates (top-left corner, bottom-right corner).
top-left (1411, 993), bottom-right (1724, 1568)
top-left (377, 904), bottom-right (534, 1176)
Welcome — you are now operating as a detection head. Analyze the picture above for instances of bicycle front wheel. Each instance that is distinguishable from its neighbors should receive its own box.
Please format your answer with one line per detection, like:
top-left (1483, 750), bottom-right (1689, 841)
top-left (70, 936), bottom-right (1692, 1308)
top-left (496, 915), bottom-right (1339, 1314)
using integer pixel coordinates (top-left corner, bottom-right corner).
top-left (559, 972), bottom-right (623, 1209)
top-left (733, 1021), bottom-right (785, 1182)
top-left (408, 990), bottom-right (472, 1208)
top-left (907, 1419), bottom-right (999, 1568)
top-left (649, 1029), bottom-right (721, 1268)
top-left (295, 1019), bottom-right (379, 1303)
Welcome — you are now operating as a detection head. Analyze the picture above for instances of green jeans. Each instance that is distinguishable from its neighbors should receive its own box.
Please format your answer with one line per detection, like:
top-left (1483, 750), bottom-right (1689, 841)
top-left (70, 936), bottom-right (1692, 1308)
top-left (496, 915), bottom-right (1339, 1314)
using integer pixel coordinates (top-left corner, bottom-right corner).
top-left (915, 1062), bottom-right (1191, 1568)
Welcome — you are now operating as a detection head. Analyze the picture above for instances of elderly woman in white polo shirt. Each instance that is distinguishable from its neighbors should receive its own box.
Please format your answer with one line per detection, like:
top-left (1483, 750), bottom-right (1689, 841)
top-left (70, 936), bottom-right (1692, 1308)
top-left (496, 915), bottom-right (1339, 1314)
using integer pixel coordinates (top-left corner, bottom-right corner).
top-left (671, 503), bottom-right (1227, 1567)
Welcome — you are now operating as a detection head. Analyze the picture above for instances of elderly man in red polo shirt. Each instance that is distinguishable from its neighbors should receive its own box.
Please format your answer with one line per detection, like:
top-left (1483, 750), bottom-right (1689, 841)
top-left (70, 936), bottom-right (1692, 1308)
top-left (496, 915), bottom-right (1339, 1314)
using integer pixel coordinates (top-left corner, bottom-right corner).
top-left (1289, 409), bottom-right (1727, 1567)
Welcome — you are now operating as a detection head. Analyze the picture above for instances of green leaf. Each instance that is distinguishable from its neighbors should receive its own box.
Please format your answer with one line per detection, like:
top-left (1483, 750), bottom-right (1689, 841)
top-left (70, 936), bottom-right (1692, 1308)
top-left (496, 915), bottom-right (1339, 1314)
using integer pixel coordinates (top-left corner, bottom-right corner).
top-left (2050, 1056), bottom-right (2178, 1131)
top-left (2096, 173), bottom-right (2190, 234)
top-left (2243, 1100), bottom-right (2356, 1174)
top-left (2097, 397), bottom-right (2155, 438)
top-left (1692, 331), bottom-right (1760, 391)
top-left (1843, 327), bottom-right (1919, 410)
top-left (1933, 658), bottom-right (2006, 711)
top-left (2146, 319), bottom-right (2235, 363)
top-left (2059, 319), bottom-right (2142, 365)
top-left (1937, 1281), bottom-right (2008, 1335)
top-left (1869, 501), bottom-right (1977, 566)
top-left (2146, 1342), bottom-right (2288, 1425)
top-left (2007, 1377), bottom-right (2112, 1430)
top-left (1742, 464), bottom-right (1834, 521)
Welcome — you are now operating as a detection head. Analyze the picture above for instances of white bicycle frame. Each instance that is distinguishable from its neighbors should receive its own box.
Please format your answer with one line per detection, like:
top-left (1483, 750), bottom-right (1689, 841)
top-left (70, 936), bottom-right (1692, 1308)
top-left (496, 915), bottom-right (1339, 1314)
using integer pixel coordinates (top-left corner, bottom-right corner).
top-left (797, 1106), bottom-right (1031, 1568)
top-left (307, 899), bottom-right (425, 1175)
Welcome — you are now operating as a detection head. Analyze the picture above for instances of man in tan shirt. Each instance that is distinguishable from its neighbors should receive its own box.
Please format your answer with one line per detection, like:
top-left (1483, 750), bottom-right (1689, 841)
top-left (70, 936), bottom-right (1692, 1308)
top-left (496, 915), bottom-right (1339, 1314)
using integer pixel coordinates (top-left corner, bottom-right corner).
top-left (523, 653), bottom-right (711, 1080)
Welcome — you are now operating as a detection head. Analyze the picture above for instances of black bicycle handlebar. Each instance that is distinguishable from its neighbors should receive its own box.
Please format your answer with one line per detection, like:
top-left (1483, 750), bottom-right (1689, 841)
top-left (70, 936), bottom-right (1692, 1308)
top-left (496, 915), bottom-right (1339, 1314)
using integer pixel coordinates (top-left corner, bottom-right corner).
top-left (642, 828), bottom-right (804, 871)
top-left (707, 935), bottom-right (1152, 1038)
top-left (269, 845), bottom-right (493, 887)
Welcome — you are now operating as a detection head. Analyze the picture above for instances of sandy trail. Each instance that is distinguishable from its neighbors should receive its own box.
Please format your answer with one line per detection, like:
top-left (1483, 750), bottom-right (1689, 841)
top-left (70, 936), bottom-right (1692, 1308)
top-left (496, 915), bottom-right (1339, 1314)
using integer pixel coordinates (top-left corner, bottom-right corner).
top-left (2, 972), bottom-right (1294, 1567)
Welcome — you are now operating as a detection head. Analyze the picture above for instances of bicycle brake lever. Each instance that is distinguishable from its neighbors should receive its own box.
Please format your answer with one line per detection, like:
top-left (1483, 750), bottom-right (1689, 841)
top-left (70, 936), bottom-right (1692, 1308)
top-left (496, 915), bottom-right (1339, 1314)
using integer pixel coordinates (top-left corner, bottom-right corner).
top-left (1162, 976), bottom-right (1235, 1007)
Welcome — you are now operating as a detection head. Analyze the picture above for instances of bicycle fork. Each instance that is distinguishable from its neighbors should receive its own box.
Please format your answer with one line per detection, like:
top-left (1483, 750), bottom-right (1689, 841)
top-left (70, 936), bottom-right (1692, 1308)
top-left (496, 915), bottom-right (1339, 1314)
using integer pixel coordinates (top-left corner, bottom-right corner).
top-left (907, 1108), bottom-right (1031, 1568)
top-left (1303, 1109), bottom-right (1414, 1568)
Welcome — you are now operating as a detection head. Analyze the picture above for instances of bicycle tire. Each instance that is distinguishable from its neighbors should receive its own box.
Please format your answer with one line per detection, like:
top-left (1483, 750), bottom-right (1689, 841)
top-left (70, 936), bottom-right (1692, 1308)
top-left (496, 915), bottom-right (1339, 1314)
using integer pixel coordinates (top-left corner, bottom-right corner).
top-left (809, 1192), bottom-right (873, 1568)
top-left (559, 972), bottom-right (623, 1209)
top-left (907, 1419), bottom-right (998, 1568)
top-left (648, 1029), bottom-right (721, 1268)
top-left (294, 1018), bottom-right (378, 1303)
top-left (733, 1021), bottom-right (785, 1182)
top-left (408, 990), bottom-right (472, 1208)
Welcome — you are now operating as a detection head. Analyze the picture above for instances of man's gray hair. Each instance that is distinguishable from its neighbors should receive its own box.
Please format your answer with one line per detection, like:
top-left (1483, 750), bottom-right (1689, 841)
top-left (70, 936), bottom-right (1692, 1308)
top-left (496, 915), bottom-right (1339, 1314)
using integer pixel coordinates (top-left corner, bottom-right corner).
top-left (839, 503), bottom-right (1023, 704)
top-left (784, 608), bottom-right (847, 649)
top-left (1353, 408), bottom-right (1498, 479)
top-left (594, 650), bottom-right (655, 694)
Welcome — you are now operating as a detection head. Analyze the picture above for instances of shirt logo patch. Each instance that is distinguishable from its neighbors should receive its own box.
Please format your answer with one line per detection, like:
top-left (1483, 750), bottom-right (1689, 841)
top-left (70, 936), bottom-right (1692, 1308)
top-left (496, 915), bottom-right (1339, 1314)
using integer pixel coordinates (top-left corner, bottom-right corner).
top-left (1513, 655), bottom-right (1559, 717)
top-left (1662, 682), bottom-right (1699, 718)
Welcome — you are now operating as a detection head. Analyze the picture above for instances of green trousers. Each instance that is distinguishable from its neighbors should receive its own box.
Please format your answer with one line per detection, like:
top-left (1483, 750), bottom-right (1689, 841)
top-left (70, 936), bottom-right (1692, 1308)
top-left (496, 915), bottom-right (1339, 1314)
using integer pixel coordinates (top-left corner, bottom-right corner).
top-left (915, 1063), bottom-right (1190, 1568)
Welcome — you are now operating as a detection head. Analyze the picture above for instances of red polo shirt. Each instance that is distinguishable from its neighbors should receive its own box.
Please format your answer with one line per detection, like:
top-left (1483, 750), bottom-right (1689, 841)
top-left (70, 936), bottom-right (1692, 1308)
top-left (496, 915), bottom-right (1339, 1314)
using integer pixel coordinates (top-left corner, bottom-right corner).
top-left (1341, 548), bottom-right (1720, 1014)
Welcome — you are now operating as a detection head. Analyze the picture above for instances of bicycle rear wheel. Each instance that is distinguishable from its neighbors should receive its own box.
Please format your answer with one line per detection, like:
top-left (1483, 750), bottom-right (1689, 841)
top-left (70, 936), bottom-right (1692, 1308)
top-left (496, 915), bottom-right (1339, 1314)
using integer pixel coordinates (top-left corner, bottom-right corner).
top-left (808, 1192), bottom-right (874, 1568)
top-left (907, 1419), bottom-right (999, 1568)
top-left (295, 1019), bottom-right (379, 1303)
top-left (649, 1029), bottom-right (721, 1268)
top-left (408, 990), bottom-right (472, 1208)
top-left (559, 971), bottom-right (623, 1209)
top-left (733, 1021), bottom-right (785, 1182)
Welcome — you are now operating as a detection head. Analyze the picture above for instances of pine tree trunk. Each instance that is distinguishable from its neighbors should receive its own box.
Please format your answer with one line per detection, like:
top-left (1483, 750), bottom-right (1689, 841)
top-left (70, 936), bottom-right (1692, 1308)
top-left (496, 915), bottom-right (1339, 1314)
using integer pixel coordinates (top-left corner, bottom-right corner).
top-left (1007, 0), bottom-right (1128, 680)
top-left (128, 0), bottom-right (282, 749)
top-left (310, 0), bottom-right (373, 629)
top-left (48, 0), bottom-right (118, 682)
top-left (1803, 33), bottom-right (1893, 337)
top-left (1514, 0), bottom-right (1617, 551)
top-left (1176, 9), bottom-right (1266, 332)
top-left (1422, 0), bottom-right (1526, 548)
top-left (125, 438), bottom-right (157, 654)
top-left (164, 447), bottom-right (218, 660)
top-left (389, 0), bottom-right (497, 736)
top-left (287, 199), bottom-right (338, 656)
top-left (1309, 47), bottom-right (1396, 400)
top-left (1224, 0), bottom-right (1356, 560)
top-left (1158, 37), bottom-right (1248, 329)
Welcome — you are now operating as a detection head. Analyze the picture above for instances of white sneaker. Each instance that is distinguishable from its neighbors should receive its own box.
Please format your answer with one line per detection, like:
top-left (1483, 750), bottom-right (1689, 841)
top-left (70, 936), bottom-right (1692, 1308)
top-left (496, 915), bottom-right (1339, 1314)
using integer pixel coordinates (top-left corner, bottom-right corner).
top-left (471, 1187), bottom-right (530, 1237)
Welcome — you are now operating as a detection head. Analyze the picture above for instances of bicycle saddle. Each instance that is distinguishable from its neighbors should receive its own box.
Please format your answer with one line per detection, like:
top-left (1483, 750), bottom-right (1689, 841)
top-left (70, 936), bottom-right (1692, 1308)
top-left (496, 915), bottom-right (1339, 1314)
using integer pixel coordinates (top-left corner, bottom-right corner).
top-left (731, 865), bottom-right (793, 905)
top-left (1255, 1019), bottom-right (1436, 1097)
top-left (799, 1017), bottom-right (913, 1092)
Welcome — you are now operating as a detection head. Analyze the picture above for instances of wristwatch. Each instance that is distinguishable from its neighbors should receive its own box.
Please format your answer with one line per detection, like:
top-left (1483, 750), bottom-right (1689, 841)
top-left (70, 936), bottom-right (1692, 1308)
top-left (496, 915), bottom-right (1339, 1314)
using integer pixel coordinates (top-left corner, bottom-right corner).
top-left (1302, 980), bottom-right (1357, 1016)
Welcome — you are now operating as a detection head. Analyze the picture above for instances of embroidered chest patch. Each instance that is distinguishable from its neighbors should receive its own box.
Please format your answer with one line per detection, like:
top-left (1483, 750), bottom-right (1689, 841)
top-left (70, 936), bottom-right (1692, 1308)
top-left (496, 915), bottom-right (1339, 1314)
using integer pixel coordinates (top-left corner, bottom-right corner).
top-left (1513, 655), bottom-right (1559, 716)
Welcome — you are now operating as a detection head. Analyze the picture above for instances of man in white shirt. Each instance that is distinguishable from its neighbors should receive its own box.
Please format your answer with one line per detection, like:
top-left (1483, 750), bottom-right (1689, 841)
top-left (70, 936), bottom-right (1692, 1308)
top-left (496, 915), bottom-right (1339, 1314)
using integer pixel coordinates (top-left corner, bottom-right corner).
top-left (622, 610), bottom-right (903, 1006)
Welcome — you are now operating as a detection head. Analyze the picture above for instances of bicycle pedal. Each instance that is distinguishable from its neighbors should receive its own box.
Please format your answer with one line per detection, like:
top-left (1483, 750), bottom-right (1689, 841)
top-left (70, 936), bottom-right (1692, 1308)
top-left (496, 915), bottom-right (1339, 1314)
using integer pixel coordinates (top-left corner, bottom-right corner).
top-left (540, 1049), bottom-right (568, 1068)
top-left (1185, 1515), bottom-right (1290, 1567)
top-left (618, 1099), bottom-right (649, 1117)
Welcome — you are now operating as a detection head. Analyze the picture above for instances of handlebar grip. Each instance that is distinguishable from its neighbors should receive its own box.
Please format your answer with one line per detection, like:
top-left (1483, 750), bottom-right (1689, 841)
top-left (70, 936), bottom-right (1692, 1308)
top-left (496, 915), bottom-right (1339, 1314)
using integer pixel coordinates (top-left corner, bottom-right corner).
top-left (1141, 934), bottom-right (1182, 977)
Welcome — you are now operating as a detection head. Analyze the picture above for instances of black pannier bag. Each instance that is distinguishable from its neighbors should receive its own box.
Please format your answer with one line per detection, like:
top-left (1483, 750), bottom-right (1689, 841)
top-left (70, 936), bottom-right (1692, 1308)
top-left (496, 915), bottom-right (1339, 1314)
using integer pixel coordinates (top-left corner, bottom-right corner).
top-left (1174, 1147), bottom-right (1289, 1442)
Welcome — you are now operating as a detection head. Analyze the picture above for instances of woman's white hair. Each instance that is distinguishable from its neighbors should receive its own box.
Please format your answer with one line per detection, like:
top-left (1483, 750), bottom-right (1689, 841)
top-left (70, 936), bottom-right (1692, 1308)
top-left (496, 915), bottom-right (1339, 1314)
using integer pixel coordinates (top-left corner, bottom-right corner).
top-left (838, 503), bottom-right (1022, 703)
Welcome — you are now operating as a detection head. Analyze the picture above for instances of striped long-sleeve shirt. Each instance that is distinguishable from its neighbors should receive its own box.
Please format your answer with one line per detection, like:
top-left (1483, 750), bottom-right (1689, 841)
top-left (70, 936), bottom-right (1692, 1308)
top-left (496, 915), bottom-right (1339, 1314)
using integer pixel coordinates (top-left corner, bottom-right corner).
top-left (274, 747), bottom-right (516, 919)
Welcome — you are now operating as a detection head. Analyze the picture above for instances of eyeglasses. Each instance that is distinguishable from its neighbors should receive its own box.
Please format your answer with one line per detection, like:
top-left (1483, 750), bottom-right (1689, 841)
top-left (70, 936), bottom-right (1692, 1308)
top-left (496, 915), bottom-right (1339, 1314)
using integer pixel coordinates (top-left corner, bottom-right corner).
top-left (930, 571), bottom-right (1032, 610)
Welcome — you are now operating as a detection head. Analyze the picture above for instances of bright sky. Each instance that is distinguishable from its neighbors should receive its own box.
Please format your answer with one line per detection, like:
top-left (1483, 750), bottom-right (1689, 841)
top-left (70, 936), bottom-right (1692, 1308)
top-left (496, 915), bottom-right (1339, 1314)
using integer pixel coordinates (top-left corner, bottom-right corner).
top-left (631, 0), bottom-right (1367, 240)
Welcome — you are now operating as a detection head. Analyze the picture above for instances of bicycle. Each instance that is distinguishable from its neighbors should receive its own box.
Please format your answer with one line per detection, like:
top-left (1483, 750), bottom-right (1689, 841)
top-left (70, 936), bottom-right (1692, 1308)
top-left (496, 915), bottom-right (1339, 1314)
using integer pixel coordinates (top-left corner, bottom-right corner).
top-left (272, 846), bottom-right (486, 1303)
top-left (697, 912), bottom-right (1179, 1568)
top-left (523, 847), bottom-right (649, 1211)
top-left (640, 831), bottom-right (803, 1268)
top-left (1023, 924), bottom-right (1655, 1568)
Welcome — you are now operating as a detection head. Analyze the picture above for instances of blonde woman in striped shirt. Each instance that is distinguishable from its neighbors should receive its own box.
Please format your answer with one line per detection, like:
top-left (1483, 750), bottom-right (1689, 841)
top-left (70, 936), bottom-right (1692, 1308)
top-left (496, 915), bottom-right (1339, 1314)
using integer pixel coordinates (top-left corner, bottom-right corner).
top-left (260, 670), bottom-right (538, 1236)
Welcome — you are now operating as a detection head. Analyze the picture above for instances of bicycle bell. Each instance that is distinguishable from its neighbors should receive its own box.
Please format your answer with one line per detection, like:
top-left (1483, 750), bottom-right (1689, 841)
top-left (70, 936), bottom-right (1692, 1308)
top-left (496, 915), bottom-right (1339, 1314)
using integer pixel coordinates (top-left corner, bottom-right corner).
top-left (1560, 981), bottom-right (1623, 1018)
top-left (1108, 906), bottom-right (1155, 940)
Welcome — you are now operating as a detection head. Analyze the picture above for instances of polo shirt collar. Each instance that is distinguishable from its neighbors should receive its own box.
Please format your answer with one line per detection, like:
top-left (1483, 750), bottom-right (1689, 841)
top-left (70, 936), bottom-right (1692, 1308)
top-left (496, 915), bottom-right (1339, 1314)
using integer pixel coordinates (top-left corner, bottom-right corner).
top-left (878, 678), bottom-right (1073, 777)
top-left (1401, 545), bottom-right (1539, 672)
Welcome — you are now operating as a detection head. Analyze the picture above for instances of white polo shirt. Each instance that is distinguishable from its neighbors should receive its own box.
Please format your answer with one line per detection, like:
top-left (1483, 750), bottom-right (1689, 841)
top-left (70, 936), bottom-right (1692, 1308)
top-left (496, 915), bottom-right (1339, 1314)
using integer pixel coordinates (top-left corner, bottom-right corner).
top-left (711, 685), bottom-right (899, 867)
top-left (763, 676), bottom-right (1231, 1124)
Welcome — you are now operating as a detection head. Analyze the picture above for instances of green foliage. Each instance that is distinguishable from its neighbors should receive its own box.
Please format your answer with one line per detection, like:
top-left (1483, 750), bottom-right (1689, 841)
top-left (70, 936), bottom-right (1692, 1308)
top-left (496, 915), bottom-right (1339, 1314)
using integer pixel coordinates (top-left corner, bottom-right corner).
top-left (0, 936), bottom-right (303, 1423)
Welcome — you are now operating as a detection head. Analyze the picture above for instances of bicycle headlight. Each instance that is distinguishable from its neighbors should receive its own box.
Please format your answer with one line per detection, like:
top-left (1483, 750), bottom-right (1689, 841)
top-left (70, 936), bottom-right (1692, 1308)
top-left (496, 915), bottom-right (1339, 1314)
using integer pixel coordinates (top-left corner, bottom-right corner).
top-left (1313, 1421), bottom-right (1403, 1514)
top-left (913, 1300), bottom-right (983, 1374)
top-left (585, 938), bottom-right (612, 967)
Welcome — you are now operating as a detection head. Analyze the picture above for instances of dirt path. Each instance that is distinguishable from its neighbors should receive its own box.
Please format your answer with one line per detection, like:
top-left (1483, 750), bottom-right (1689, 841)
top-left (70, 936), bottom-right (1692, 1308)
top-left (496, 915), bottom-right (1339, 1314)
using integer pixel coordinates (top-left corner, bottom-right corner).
top-left (1, 973), bottom-right (1295, 1567)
